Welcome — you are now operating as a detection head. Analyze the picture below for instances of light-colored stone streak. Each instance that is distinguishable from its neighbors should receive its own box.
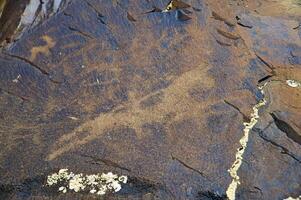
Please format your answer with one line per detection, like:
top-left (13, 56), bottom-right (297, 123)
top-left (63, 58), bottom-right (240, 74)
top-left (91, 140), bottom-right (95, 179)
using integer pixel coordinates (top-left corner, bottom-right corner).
top-left (20, 0), bottom-right (40, 26)
top-left (53, 0), bottom-right (63, 13)
top-left (0, 0), bottom-right (6, 18)
top-left (226, 84), bottom-right (267, 200)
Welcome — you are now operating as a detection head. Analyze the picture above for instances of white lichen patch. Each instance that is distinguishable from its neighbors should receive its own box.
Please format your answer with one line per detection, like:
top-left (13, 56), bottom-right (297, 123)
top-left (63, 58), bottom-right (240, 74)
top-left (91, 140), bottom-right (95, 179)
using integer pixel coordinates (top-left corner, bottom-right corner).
top-left (286, 80), bottom-right (301, 88)
top-left (284, 196), bottom-right (301, 200)
top-left (226, 84), bottom-right (267, 200)
top-left (12, 74), bottom-right (21, 83)
top-left (47, 169), bottom-right (127, 196)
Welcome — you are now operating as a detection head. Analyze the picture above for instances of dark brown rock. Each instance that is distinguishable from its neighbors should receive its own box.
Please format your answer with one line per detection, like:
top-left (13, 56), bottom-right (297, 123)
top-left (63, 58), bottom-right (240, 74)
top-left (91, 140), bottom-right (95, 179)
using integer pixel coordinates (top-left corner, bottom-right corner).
top-left (0, 0), bottom-right (300, 199)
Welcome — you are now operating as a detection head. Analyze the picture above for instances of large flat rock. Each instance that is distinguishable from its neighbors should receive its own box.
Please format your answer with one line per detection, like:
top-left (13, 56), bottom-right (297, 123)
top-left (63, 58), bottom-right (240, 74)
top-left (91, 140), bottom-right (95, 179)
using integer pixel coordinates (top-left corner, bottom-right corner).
top-left (0, 0), bottom-right (300, 199)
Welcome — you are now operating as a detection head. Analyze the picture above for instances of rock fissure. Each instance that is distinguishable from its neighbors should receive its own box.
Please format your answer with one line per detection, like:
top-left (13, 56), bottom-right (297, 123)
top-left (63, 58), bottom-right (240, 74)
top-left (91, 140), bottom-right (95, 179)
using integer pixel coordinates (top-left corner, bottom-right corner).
top-left (223, 100), bottom-right (249, 121)
top-left (255, 52), bottom-right (275, 71)
top-left (254, 127), bottom-right (301, 163)
top-left (270, 113), bottom-right (301, 146)
top-left (84, 0), bottom-right (106, 25)
top-left (0, 87), bottom-right (29, 101)
top-left (258, 75), bottom-right (274, 84)
top-left (171, 154), bottom-right (208, 179)
top-left (66, 26), bottom-right (95, 39)
top-left (3, 52), bottom-right (61, 84)
top-left (80, 154), bottom-right (132, 172)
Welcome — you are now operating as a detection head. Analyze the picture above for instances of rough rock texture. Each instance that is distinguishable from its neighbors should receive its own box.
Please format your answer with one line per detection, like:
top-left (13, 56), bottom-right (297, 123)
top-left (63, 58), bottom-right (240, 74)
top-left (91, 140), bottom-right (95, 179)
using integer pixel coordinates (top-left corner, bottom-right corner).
top-left (0, 0), bottom-right (300, 199)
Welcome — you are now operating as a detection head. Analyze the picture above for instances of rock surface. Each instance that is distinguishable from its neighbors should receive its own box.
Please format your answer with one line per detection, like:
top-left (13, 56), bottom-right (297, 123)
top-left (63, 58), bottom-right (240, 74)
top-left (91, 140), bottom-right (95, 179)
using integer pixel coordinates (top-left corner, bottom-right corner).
top-left (0, 0), bottom-right (300, 199)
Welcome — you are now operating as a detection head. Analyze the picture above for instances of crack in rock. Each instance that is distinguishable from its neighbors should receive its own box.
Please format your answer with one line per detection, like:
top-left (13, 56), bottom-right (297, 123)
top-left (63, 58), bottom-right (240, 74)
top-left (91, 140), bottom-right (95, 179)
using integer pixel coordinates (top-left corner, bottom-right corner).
top-left (66, 26), bottom-right (94, 39)
top-left (3, 52), bottom-right (61, 84)
top-left (0, 87), bottom-right (29, 101)
top-left (171, 154), bottom-right (208, 179)
top-left (255, 52), bottom-right (275, 71)
top-left (79, 154), bottom-right (132, 172)
top-left (270, 112), bottom-right (301, 146)
top-left (223, 100), bottom-right (249, 121)
top-left (83, 0), bottom-right (106, 25)
top-left (253, 123), bottom-right (301, 163)
top-left (226, 83), bottom-right (267, 200)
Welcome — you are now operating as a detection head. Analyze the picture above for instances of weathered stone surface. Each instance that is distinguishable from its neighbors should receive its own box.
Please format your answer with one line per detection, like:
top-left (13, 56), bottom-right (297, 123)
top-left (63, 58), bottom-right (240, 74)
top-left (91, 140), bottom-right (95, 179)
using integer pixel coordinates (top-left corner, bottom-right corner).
top-left (0, 0), bottom-right (300, 199)
top-left (232, 11), bottom-right (301, 200)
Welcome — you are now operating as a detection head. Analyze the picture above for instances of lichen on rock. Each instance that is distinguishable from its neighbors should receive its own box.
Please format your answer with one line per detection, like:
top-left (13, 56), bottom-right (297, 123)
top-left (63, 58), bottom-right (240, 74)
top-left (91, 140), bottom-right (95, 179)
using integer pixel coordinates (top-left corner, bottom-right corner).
top-left (284, 196), bottom-right (301, 200)
top-left (286, 80), bottom-right (301, 88)
top-left (47, 169), bottom-right (128, 196)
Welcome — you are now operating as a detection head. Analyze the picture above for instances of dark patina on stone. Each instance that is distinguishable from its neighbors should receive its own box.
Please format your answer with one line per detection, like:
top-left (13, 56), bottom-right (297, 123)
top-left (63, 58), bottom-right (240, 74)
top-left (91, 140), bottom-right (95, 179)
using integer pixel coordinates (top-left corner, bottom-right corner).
top-left (0, 0), bottom-right (301, 199)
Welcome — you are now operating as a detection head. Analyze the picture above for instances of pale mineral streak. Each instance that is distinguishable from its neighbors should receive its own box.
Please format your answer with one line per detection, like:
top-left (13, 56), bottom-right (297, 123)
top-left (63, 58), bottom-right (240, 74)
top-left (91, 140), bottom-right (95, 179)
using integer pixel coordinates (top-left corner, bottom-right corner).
top-left (226, 84), bottom-right (267, 200)
top-left (19, 0), bottom-right (63, 30)
top-left (53, 0), bottom-right (63, 13)
top-left (19, 0), bottom-right (40, 26)
top-left (47, 169), bottom-right (127, 196)
top-left (0, 0), bottom-right (6, 18)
